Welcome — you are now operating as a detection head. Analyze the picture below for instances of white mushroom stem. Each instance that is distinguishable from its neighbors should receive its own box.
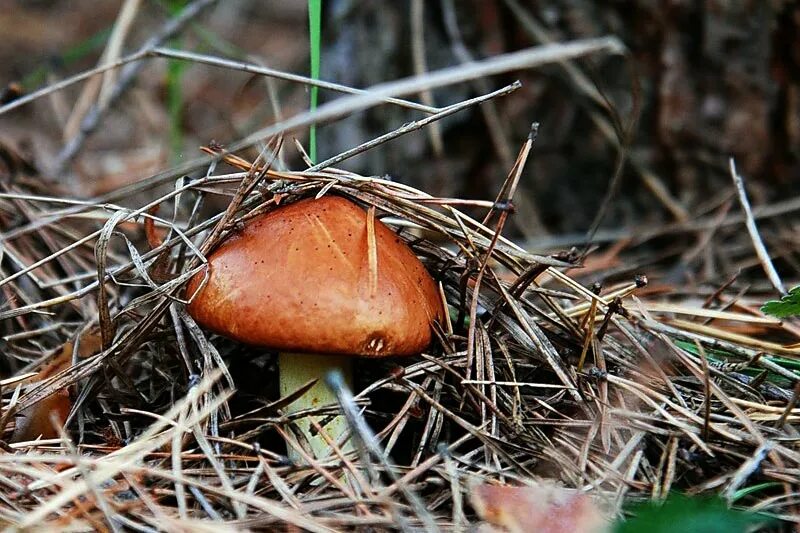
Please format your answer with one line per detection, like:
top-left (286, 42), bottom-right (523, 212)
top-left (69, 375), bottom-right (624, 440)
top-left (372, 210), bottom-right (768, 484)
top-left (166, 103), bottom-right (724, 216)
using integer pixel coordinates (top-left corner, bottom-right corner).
top-left (279, 352), bottom-right (353, 461)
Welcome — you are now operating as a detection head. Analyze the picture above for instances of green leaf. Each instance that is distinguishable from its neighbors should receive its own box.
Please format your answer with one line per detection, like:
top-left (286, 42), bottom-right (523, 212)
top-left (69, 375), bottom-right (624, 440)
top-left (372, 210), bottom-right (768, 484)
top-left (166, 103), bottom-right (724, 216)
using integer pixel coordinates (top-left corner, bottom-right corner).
top-left (731, 482), bottom-right (783, 503)
top-left (761, 286), bottom-right (800, 318)
top-left (615, 494), bottom-right (773, 533)
top-left (166, 56), bottom-right (185, 162)
top-left (166, 0), bottom-right (188, 163)
top-left (308, 0), bottom-right (322, 163)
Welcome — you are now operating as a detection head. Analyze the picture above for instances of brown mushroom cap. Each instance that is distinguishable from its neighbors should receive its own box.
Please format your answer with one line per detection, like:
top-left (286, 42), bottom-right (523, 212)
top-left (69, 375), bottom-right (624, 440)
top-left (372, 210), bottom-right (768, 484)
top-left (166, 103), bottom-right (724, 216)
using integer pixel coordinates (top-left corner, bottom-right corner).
top-left (187, 195), bottom-right (444, 357)
top-left (12, 390), bottom-right (71, 443)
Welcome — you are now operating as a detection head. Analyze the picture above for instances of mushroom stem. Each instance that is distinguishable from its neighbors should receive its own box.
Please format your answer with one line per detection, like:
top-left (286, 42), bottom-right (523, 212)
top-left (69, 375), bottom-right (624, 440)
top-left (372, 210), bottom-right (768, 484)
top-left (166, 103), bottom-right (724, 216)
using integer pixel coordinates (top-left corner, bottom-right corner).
top-left (279, 352), bottom-right (353, 461)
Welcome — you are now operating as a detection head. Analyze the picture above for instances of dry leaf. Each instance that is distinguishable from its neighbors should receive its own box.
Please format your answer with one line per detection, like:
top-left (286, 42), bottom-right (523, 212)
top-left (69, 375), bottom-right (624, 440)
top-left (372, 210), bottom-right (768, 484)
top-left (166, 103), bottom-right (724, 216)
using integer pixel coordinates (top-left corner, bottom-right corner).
top-left (11, 390), bottom-right (71, 443)
top-left (10, 330), bottom-right (102, 442)
top-left (471, 481), bottom-right (610, 533)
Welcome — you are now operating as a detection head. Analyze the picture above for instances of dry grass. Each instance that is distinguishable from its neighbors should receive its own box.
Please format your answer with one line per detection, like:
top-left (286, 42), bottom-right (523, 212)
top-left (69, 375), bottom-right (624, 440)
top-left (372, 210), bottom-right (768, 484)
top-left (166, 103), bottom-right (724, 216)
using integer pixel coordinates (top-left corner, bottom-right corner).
top-left (0, 13), bottom-right (799, 532)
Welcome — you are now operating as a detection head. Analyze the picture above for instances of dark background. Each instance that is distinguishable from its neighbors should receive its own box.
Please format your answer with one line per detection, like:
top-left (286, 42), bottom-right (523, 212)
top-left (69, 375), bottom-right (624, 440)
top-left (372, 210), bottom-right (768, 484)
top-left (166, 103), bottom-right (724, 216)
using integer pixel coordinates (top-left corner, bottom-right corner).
top-left (1, 1), bottom-right (797, 253)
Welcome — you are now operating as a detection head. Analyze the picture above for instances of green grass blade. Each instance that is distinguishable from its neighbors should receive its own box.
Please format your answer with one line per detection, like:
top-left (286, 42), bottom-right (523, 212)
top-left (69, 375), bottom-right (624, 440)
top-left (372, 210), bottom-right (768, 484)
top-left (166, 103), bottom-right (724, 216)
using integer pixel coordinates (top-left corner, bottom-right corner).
top-left (166, 0), bottom-right (188, 163)
top-left (730, 482), bottom-right (783, 503)
top-left (166, 56), bottom-right (185, 162)
top-left (308, 0), bottom-right (322, 163)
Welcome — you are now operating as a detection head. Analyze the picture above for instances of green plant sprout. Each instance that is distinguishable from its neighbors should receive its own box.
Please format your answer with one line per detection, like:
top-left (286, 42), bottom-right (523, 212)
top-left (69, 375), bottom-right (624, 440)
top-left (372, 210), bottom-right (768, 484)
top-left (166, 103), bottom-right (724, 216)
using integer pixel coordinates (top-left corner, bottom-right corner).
top-left (308, 0), bottom-right (322, 163)
top-left (615, 493), bottom-right (774, 533)
top-left (762, 286), bottom-right (800, 319)
top-left (166, 0), bottom-right (188, 162)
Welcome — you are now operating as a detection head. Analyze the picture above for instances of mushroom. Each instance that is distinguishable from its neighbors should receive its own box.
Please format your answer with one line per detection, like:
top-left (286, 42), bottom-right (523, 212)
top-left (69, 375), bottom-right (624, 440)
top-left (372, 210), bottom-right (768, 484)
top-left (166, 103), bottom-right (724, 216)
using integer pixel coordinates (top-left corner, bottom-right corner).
top-left (11, 390), bottom-right (71, 443)
top-left (187, 195), bottom-right (443, 459)
top-left (11, 330), bottom-right (102, 443)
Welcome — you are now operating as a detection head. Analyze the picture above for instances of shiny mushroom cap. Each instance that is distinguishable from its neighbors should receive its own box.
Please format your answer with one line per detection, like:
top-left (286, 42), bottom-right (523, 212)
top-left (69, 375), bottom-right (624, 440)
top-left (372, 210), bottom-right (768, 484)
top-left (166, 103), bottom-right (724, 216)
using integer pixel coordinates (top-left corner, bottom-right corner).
top-left (187, 195), bottom-right (444, 357)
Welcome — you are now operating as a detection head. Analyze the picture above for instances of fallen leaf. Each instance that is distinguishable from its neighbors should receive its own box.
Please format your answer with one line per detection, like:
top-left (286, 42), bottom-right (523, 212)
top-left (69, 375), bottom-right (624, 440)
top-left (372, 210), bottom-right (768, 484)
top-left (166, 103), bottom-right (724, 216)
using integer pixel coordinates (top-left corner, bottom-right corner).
top-left (10, 330), bottom-right (102, 442)
top-left (471, 481), bottom-right (610, 533)
top-left (11, 389), bottom-right (71, 443)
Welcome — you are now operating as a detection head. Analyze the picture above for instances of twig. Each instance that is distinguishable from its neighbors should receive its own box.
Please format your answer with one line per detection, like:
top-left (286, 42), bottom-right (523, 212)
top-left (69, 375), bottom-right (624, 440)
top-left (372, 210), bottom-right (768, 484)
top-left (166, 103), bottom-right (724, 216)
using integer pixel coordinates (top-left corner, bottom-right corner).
top-left (54, 0), bottom-right (220, 175)
top-left (729, 158), bottom-right (785, 294)
top-left (410, 0), bottom-right (444, 155)
top-left (308, 82), bottom-right (520, 172)
top-left (151, 47), bottom-right (439, 114)
top-left (327, 371), bottom-right (439, 533)
top-left (441, 0), bottom-right (516, 172)
top-left (63, 0), bottom-right (141, 140)
top-left (722, 441), bottom-right (775, 502)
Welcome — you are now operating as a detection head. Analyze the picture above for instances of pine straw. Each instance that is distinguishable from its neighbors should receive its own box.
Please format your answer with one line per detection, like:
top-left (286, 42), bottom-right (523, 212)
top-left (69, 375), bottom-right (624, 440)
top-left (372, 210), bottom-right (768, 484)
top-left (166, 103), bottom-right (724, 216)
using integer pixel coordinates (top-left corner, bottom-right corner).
top-left (1, 56), bottom-right (800, 533)
top-left (1, 136), bottom-right (799, 531)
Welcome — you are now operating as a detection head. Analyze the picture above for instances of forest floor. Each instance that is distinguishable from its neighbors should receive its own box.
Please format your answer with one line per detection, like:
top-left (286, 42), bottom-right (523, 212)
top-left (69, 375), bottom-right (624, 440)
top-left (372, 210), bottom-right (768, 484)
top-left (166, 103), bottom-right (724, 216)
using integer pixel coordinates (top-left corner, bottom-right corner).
top-left (0, 2), bottom-right (798, 531)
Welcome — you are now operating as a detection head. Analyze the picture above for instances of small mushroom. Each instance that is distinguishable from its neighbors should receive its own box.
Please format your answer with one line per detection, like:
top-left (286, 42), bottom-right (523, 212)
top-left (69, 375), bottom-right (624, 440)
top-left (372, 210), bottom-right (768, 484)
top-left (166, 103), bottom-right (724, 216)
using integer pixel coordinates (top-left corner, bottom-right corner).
top-left (187, 195), bottom-right (443, 458)
top-left (11, 390), bottom-right (71, 443)
top-left (11, 330), bottom-right (102, 443)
